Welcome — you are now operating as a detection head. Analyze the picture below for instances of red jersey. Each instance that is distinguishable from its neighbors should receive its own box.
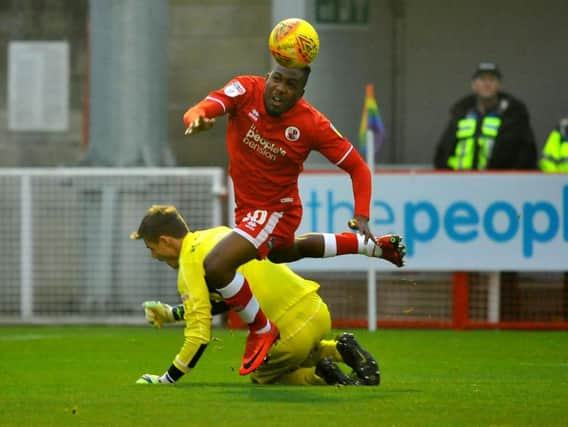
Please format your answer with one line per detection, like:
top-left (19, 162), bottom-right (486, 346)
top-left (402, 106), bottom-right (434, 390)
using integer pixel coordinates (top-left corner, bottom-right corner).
top-left (186, 75), bottom-right (371, 217)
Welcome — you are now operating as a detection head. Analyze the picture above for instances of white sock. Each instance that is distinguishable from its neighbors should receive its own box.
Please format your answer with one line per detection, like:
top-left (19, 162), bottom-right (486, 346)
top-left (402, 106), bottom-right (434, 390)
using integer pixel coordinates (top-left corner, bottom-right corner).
top-left (217, 273), bottom-right (244, 299)
top-left (322, 233), bottom-right (381, 257)
top-left (255, 319), bottom-right (271, 334)
top-left (360, 235), bottom-right (381, 256)
top-left (218, 272), bottom-right (262, 326)
top-left (239, 297), bottom-right (260, 324)
top-left (322, 233), bottom-right (337, 257)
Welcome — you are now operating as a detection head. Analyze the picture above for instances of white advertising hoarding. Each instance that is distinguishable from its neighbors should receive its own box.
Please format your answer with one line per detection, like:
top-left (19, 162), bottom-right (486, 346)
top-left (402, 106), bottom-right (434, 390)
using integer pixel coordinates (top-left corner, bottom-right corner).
top-left (289, 172), bottom-right (568, 272)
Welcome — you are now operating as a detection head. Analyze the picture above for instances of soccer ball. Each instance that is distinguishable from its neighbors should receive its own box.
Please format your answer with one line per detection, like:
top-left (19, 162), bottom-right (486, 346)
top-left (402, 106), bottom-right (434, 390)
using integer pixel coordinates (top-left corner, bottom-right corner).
top-left (268, 18), bottom-right (320, 68)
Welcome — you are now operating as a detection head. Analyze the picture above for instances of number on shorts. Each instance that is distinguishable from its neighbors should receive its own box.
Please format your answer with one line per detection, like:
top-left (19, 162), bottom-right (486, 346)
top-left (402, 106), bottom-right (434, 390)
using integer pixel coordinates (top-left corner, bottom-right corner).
top-left (244, 209), bottom-right (268, 225)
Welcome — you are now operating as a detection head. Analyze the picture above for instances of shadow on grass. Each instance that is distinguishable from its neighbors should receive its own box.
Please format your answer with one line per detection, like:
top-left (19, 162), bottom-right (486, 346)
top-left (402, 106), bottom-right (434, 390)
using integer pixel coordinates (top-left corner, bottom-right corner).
top-left (174, 382), bottom-right (421, 403)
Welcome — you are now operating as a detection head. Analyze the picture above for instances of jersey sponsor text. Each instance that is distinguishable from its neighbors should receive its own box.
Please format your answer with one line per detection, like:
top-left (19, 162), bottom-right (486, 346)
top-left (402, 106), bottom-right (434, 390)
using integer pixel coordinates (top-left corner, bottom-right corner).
top-left (243, 124), bottom-right (287, 161)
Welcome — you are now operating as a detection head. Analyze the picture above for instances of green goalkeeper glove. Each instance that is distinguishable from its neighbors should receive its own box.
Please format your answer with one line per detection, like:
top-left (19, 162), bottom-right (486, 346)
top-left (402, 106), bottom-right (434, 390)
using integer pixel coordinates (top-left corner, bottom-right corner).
top-left (136, 373), bottom-right (172, 385)
top-left (142, 301), bottom-right (175, 328)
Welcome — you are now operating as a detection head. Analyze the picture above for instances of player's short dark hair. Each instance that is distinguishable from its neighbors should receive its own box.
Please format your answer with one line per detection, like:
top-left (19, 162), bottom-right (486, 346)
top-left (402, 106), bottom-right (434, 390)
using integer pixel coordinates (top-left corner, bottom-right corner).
top-left (301, 65), bottom-right (311, 87)
top-left (130, 205), bottom-right (189, 243)
top-left (271, 64), bottom-right (311, 88)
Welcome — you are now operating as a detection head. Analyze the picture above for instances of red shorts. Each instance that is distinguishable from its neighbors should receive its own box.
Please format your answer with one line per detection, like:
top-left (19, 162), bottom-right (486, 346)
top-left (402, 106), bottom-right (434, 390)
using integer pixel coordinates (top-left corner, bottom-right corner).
top-left (234, 207), bottom-right (302, 259)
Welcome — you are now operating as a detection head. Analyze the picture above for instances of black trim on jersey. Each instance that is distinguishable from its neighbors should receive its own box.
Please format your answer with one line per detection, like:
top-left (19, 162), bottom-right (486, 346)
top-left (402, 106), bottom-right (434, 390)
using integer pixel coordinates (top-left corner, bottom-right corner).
top-left (188, 344), bottom-right (208, 368)
top-left (165, 346), bottom-right (208, 381)
top-left (167, 364), bottom-right (185, 382)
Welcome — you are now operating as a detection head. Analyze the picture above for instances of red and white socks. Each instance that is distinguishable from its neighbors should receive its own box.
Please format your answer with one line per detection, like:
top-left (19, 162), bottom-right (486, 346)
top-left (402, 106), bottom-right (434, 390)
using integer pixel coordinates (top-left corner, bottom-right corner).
top-left (218, 272), bottom-right (271, 334)
top-left (322, 232), bottom-right (381, 257)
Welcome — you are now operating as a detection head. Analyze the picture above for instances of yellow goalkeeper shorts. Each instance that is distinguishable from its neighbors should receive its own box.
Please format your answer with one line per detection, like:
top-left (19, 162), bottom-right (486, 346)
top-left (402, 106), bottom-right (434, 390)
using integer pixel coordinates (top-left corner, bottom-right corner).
top-left (250, 291), bottom-right (331, 384)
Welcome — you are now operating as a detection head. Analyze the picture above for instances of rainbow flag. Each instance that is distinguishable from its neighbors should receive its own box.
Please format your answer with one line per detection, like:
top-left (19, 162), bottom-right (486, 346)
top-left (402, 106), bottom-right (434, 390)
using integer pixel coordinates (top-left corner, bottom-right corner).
top-left (358, 84), bottom-right (384, 150)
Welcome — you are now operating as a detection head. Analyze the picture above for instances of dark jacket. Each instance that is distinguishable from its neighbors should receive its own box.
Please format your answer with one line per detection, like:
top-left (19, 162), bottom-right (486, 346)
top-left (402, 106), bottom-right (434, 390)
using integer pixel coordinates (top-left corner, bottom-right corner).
top-left (434, 92), bottom-right (537, 169)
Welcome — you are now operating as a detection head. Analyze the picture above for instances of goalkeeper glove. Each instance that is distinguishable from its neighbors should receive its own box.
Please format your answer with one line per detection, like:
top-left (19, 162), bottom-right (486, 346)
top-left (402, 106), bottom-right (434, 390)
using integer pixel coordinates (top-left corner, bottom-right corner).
top-left (142, 301), bottom-right (175, 328)
top-left (136, 373), bottom-right (174, 385)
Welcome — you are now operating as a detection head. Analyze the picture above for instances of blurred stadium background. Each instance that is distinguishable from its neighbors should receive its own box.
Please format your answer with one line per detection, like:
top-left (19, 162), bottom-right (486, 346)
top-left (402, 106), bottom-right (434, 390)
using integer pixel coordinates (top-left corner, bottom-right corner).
top-left (0, 0), bottom-right (567, 330)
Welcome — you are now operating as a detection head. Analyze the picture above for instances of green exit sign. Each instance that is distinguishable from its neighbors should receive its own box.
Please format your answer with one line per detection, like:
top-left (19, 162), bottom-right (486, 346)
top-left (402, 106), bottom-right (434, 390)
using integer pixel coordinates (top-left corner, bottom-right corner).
top-left (315, 0), bottom-right (369, 25)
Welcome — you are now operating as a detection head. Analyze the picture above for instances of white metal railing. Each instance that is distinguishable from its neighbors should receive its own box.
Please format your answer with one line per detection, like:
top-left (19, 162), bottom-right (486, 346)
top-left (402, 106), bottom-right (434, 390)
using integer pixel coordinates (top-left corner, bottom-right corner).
top-left (1, 168), bottom-right (225, 323)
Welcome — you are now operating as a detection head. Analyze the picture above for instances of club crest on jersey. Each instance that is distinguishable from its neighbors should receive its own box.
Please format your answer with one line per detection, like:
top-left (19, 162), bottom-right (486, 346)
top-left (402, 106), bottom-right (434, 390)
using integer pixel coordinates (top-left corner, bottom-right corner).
top-left (224, 80), bottom-right (246, 98)
top-left (285, 126), bottom-right (300, 141)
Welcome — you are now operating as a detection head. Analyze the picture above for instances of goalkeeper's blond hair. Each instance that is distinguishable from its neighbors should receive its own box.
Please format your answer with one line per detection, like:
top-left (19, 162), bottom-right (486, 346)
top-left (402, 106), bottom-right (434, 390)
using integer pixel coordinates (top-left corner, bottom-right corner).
top-left (130, 205), bottom-right (190, 242)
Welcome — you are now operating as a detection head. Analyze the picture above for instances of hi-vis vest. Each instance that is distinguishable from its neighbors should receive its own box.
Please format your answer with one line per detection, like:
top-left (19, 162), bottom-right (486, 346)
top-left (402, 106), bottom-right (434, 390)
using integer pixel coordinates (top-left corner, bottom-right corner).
top-left (447, 113), bottom-right (502, 170)
top-left (540, 120), bottom-right (568, 173)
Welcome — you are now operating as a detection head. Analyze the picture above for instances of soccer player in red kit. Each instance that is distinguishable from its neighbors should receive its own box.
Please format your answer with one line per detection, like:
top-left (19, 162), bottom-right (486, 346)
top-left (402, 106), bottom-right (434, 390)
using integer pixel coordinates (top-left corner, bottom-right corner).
top-left (183, 64), bottom-right (406, 375)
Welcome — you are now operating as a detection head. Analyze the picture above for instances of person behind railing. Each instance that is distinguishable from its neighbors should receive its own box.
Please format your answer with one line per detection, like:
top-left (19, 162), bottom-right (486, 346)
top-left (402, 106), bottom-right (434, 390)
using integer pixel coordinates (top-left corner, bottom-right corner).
top-left (433, 62), bottom-right (539, 321)
top-left (540, 117), bottom-right (568, 173)
top-left (434, 62), bottom-right (537, 170)
top-left (540, 117), bottom-right (568, 320)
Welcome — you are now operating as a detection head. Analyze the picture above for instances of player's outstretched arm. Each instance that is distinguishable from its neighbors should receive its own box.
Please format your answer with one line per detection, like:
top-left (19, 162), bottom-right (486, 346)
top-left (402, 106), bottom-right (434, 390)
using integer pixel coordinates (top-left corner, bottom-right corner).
top-left (184, 114), bottom-right (216, 135)
top-left (347, 215), bottom-right (373, 242)
top-left (341, 152), bottom-right (374, 243)
top-left (182, 102), bottom-right (222, 136)
top-left (142, 301), bottom-right (227, 328)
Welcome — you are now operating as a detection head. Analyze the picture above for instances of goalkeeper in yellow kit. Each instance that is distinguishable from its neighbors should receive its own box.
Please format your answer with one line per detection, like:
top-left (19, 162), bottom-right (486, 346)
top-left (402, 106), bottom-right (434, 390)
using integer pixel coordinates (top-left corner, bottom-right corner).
top-left (131, 205), bottom-right (379, 386)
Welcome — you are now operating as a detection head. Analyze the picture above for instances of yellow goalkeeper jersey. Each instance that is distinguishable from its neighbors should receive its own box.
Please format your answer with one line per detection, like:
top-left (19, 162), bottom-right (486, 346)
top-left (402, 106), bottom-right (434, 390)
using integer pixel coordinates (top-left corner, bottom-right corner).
top-left (173, 226), bottom-right (319, 373)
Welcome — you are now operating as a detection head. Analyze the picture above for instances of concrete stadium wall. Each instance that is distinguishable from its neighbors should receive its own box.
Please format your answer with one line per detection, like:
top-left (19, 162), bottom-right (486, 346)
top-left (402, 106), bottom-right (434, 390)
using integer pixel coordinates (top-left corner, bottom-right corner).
top-left (0, 0), bottom-right (566, 167)
top-left (167, 0), bottom-right (271, 168)
top-left (304, 0), bottom-right (568, 165)
top-left (0, 0), bottom-right (87, 166)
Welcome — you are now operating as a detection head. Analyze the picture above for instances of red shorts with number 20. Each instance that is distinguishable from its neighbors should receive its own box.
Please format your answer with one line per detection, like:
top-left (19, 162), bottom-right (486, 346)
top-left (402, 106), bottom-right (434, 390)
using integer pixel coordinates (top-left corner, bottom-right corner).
top-left (233, 207), bottom-right (302, 259)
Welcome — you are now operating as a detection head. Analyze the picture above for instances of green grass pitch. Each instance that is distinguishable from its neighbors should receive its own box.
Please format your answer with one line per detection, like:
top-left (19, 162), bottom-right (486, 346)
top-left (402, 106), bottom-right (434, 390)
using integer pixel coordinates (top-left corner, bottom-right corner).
top-left (1, 326), bottom-right (567, 427)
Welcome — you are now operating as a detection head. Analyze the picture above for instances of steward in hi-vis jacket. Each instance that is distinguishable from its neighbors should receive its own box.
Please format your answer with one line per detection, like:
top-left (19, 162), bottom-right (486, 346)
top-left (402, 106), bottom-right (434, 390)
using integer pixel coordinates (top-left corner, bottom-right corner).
top-left (434, 62), bottom-right (537, 170)
top-left (540, 118), bottom-right (568, 173)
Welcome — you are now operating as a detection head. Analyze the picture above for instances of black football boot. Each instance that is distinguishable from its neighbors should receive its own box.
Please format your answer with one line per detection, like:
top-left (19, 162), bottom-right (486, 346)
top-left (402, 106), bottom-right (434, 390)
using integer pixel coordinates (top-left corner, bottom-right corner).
top-left (336, 332), bottom-right (380, 385)
top-left (315, 357), bottom-right (359, 386)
